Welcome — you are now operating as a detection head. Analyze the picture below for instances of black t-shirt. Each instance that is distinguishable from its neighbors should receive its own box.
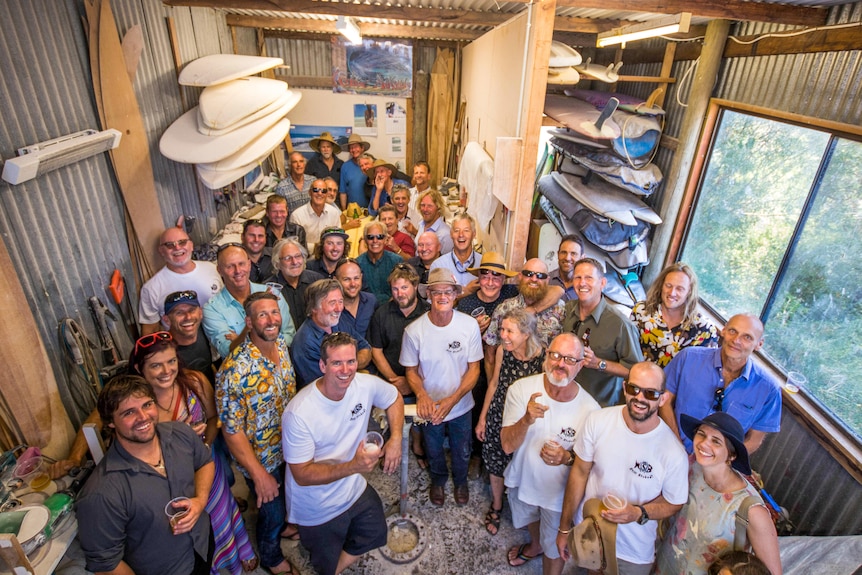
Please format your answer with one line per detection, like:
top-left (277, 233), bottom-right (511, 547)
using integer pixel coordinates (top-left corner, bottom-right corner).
top-left (177, 325), bottom-right (217, 383)
top-left (456, 284), bottom-right (519, 318)
top-left (368, 299), bottom-right (430, 378)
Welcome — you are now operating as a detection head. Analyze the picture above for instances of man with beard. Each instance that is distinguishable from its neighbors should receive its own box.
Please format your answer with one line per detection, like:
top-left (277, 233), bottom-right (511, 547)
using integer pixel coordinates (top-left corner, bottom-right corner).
top-left (275, 152), bottom-right (316, 213)
top-left (378, 203), bottom-right (415, 258)
top-left (242, 219), bottom-right (271, 283)
top-left (163, 290), bottom-right (218, 383)
top-left (365, 159), bottom-right (409, 216)
top-left (562, 257), bottom-right (643, 407)
top-left (290, 178), bottom-right (342, 252)
top-left (217, 292), bottom-right (297, 575)
top-left (356, 220), bottom-right (401, 304)
top-left (306, 132), bottom-right (344, 182)
top-left (339, 134), bottom-right (372, 209)
top-left (290, 279), bottom-right (372, 388)
top-left (203, 244), bottom-right (295, 358)
top-left (555, 362), bottom-right (688, 575)
top-left (401, 269), bottom-right (484, 506)
top-left (263, 195), bottom-right (307, 253)
top-left (549, 234), bottom-right (584, 302)
top-left (500, 334), bottom-right (600, 573)
top-left (406, 231), bottom-right (441, 284)
top-left (282, 332), bottom-right (403, 575)
top-left (307, 227), bottom-right (350, 278)
top-left (430, 213), bottom-right (482, 287)
top-left (335, 259), bottom-right (376, 338)
top-left (392, 183), bottom-right (419, 237)
top-left (416, 189), bottom-right (453, 254)
top-left (266, 238), bottom-right (325, 330)
top-left (78, 375), bottom-right (214, 575)
top-left (139, 227), bottom-right (222, 335)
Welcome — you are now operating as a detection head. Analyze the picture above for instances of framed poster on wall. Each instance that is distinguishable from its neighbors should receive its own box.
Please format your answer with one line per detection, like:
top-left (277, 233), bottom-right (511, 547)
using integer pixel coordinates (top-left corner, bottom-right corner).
top-left (332, 37), bottom-right (412, 98)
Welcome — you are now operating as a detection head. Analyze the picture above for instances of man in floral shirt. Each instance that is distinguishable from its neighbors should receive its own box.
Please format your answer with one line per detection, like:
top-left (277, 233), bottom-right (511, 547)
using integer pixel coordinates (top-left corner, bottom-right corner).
top-left (217, 292), bottom-right (297, 575)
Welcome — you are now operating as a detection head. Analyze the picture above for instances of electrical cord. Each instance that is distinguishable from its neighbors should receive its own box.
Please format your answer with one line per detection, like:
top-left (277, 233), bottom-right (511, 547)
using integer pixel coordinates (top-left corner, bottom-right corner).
top-left (57, 319), bottom-right (101, 428)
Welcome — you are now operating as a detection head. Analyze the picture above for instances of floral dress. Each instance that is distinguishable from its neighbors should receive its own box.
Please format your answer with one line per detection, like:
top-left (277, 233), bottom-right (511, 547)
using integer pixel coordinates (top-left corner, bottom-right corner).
top-left (631, 302), bottom-right (719, 368)
top-left (655, 462), bottom-right (763, 575)
top-left (481, 350), bottom-right (545, 476)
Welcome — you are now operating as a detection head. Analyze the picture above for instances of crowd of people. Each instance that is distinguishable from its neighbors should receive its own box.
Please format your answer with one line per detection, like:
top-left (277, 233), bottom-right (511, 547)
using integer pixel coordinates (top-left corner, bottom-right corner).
top-left (61, 136), bottom-right (784, 575)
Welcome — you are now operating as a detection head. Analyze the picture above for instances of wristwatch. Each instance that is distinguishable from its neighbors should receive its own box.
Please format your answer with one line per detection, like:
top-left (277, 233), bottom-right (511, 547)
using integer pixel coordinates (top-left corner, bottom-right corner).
top-left (564, 449), bottom-right (575, 466)
top-left (598, 360), bottom-right (607, 371)
top-left (636, 504), bottom-right (649, 525)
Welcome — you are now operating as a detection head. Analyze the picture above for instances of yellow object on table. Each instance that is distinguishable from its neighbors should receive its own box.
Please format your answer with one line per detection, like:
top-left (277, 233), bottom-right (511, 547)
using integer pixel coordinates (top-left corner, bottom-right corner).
top-left (343, 214), bottom-right (372, 258)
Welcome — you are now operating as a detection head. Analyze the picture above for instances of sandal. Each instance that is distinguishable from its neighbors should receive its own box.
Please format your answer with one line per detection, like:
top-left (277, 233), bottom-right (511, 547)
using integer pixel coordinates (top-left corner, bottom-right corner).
top-left (263, 560), bottom-right (294, 575)
top-left (507, 543), bottom-right (543, 567)
top-left (484, 505), bottom-right (502, 535)
top-left (280, 524), bottom-right (300, 541)
top-left (241, 557), bottom-right (259, 572)
top-left (413, 450), bottom-right (428, 469)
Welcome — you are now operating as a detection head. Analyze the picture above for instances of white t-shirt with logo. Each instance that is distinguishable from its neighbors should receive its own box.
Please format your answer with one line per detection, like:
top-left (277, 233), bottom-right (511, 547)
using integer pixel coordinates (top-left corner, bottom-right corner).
top-left (503, 374), bottom-right (600, 511)
top-left (282, 373), bottom-right (398, 526)
top-left (574, 406), bottom-right (689, 565)
top-left (138, 261), bottom-right (222, 324)
top-left (399, 311), bottom-right (484, 422)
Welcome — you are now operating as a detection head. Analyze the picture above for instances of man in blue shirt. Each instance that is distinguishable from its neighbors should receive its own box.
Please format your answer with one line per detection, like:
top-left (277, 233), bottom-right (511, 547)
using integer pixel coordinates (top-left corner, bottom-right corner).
top-left (339, 134), bottom-right (371, 209)
top-left (356, 221), bottom-right (401, 304)
top-left (660, 313), bottom-right (782, 454)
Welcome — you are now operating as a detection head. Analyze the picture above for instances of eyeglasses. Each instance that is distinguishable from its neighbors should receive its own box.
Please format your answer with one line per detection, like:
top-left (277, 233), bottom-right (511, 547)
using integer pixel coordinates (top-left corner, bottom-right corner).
top-left (478, 269), bottom-right (503, 277)
top-left (217, 242), bottom-right (247, 254)
top-left (428, 289), bottom-right (456, 297)
top-left (366, 234), bottom-right (385, 241)
top-left (133, 331), bottom-right (172, 355)
top-left (161, 238), bottom-right (190, 249)
top-left (280, 254), bottom-right (304, 263)
top-left (521, 270), bottom-right (549, 280)
top-left (624, 382), bottom-right (663, 401)
top-left (547, 350), bottom-right (584, 366)
top-left (713, 388), bottom-right (725, 411)
top-left (311, 187), bottom-right (327, 194)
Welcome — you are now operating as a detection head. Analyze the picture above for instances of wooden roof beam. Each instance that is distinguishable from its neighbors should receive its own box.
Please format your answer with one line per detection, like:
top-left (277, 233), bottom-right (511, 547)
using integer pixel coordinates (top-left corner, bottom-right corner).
top-left (245, 16), bottom-right (483, 41)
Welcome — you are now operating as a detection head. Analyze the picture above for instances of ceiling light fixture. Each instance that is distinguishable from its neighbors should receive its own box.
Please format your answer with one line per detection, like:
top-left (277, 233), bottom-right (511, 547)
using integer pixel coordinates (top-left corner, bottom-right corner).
top-left (597, 12), bottom-right (691, 48)
top-left (336, 16), bottom-right (363, 45)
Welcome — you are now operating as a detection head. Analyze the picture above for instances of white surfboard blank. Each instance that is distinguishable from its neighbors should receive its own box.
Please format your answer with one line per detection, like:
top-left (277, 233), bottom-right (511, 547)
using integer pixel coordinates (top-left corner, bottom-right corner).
top-left (199, 77), bottom-right (288, 130)
top-left (178, 54), bottom-right (283, 87)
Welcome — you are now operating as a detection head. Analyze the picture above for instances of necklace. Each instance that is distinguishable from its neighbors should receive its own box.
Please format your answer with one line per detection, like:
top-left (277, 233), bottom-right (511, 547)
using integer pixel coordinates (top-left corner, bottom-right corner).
top-left (148, 440), bottom-right (166, 472)
top-left (157, 384), bottom-right (177, 413)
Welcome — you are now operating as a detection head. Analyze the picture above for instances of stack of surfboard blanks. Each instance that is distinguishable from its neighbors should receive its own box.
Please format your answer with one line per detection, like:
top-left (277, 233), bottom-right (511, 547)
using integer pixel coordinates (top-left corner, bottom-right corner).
top-left (547, 41), bottom-right (582, 85)
top-left (159, 54), bottom-right (301, 189)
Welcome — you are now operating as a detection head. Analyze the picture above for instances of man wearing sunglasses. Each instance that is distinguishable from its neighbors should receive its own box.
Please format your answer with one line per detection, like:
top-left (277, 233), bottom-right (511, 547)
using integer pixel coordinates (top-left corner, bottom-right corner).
top-left (660, 313), bottom-right (781, 455)
top-left (275, 151), bottom-right (316, 213)
top-left (500, 334), bottom-right (601, 572)
top-left (289, 178), bottom-right (342, 253)
top-left (356, 221), bottom-right (401, 304)
top-left (562, 258), bottom-right (643, 407)
top-left (556, 362), bottom-right (689, 575)
top-left (139, 227), bottom-right (223, 336)
top-left (430, 213), bottom-right (482, 287)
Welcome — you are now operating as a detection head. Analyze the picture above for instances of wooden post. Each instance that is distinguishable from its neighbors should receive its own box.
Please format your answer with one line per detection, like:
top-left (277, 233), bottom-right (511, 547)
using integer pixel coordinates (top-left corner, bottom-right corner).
top-left (643, 19), bottom-right (731, 286)
top-left (0, 534), bottom-right (35, 575)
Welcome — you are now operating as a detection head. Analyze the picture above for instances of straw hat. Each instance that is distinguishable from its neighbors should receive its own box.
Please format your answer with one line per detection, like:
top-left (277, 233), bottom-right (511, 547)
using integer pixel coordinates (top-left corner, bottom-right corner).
top-left (309, 131), bottom-right (342, 155)
top-left (467, 252), bottom-right (518, 278)
top-left (346, 133), bottom-right (371, 152)
top-left (418, 268), bottom-right (463, 299)
top-left (364, 158), bottom-right (398, 180)
top-left (568, 498), bottom-right (618, 575)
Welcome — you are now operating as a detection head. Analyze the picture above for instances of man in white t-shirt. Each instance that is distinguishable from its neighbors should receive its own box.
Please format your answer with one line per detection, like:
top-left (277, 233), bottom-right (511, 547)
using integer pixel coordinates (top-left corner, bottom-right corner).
top-left (289, 178), bottom-right (342, 253)
top-left (401, 268), bottom-right (483, 506)
top-left (282, 332), bottom-right (403, 575)
top-left (556, 362), bottom-right (689, 575)
top-left (138, 227), bottom-right (222, 335)
top-left (500, 333), bottom-right (600, 574)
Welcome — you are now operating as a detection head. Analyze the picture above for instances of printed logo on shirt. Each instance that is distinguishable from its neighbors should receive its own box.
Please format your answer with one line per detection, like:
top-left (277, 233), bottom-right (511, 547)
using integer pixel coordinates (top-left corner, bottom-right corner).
top-left (447, 341), bottom-right (462, 353)
top-left (210, 282), bottom-right (220, 294)
top-left (630, 460), bottom-right (654, 479)
top-left (350, 402), bottom-right (367, 420)
top-left (558, 426), bottom-right (577, 442)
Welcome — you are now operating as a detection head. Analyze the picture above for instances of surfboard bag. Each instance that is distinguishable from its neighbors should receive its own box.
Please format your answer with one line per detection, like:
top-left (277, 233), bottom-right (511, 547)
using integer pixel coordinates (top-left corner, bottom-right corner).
top-left (554, 147), bottom-right (662, 197)
top-left (564, 88), bottom-right (665, 116)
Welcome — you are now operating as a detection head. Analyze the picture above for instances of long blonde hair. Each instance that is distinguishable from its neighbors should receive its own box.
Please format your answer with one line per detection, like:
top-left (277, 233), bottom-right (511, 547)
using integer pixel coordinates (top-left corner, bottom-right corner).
top-left (643, 262), bottom-right (700, 330)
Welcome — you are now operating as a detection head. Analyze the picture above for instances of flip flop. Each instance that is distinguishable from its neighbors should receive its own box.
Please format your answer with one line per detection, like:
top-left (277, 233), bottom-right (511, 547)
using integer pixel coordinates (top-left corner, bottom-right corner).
top-left (413, 450), bottom-right (429, 469)
top-left (263, 560), bottom-right (295, 575)
top-left (507, 543), bottom-right (543, 567)
top-left (280, 524), bottom-right (301, 541)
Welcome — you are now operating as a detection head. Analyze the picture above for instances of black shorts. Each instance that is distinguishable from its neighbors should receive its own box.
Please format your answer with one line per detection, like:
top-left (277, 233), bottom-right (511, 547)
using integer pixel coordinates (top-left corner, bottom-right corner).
top-left (297, 485), bottom-right (387, 575)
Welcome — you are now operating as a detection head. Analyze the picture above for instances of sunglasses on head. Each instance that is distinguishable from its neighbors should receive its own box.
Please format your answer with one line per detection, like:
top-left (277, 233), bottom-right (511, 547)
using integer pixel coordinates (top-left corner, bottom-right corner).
top-left (217, 242), bottom-right (247, 254)
top-left (624, 382), bottom-right (663, 401)
top-left (366, 234), bottom-right (385, 241)
top-left (134, 331), bottom-right (173, 355)
top-left (479, 269), bottom-right (503, 277)
top-left (161, 238), bottom-right (189, 250)
top-left (521, 269), bottom-right (549, 280)
top-left (165, 290), bottom-right (197, 304)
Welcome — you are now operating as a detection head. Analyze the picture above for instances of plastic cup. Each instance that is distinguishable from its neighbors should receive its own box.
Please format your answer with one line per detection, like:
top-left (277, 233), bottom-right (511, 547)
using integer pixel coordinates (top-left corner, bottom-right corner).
top-left (364, 431), bottom-right (384, 454)
top-left (602, 489), bottom-right (627, 512)
top-left (13, 456), bottom-right (50, 492)
top-left (165, 496), bottom-right (191, 529)
top-left (470, 307), bottom-right (486, 319)
top-left (785, 371), bottom-right (806, 393)
top-left (265, 282), bottom-right (283, 296)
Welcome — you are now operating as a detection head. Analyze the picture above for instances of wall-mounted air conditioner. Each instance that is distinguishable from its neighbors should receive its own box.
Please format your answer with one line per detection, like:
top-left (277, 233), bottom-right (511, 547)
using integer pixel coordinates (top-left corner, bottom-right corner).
top-left (2, 129), bottom-right (122, 185)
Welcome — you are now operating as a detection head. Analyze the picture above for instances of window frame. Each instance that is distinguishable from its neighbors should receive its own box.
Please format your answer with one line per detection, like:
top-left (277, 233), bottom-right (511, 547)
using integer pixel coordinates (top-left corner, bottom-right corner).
top-left (670, 98), bottom-right (862, 483)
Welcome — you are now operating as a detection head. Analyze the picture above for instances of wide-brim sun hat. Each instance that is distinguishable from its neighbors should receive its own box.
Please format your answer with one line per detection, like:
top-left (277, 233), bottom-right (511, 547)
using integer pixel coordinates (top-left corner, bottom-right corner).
top-left (364, 158), bottom-right (398, 180)
top-left (310, 131), bottom-right (342, 155)
top-left (680, 411), bottom-right (751, 475)
top-left (346, 133), bottom-right (371, 152)
top-left (568, 498), bottom-right (618, 575)
top-left (467, 251), bottom-right (518, 278)
top-left (418, 268), bottom-right (463, 299)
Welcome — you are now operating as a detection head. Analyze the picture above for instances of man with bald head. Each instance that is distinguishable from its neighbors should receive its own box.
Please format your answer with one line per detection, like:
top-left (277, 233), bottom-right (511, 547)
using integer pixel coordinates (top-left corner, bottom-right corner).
top-left (202, 244), bottom-right (295, 358)
top-left (138, 227), bottom-right (222, 335)
top-left (407, 231), bottom-right (441, 284)
top-left (661, 313), bottom-right (781, 454)
top-left (562, 257), bottom-right (643, 407)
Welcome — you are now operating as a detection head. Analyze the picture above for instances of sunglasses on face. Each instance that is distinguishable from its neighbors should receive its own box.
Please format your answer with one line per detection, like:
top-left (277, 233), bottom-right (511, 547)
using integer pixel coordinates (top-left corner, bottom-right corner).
top-left (134, 331), bottom-right (173, 355)
top-left (547, 351), bottom-right (584, 366)
top-left (366, 234), bottom-right (385, 241)
top-left (624, 382), bottom-right (663, 401)
top-left (521, 270), bottom-right (549, 280)
top-left (161, 238), bottom-right (190, 249)
top-left (479, 269), bottom-right (503, 277)
top-left (311, 187), bottom-right (327, 194)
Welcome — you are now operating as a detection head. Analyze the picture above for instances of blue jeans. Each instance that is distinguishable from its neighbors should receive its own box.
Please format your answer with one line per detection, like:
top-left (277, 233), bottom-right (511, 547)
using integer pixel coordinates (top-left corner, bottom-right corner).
top-left (244, 464), bottom-right (287, 568)
top-left (422, 411), bottom-right (472, 487)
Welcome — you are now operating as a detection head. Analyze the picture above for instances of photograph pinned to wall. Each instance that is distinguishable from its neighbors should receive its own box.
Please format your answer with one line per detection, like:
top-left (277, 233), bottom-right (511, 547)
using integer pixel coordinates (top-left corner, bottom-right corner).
top-left (385, 101), bottom-right (407, 135)
top-left (289, 125), bottom-right (352, 161)
top-left (353, 104), bottom-right (377, 136)
top-left (389, 137), bottom-right (404, 158)
top-left (332, 37), bottom-right (413, 98)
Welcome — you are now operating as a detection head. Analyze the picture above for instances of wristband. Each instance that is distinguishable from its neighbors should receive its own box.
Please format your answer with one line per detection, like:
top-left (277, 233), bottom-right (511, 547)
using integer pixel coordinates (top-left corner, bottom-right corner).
top-left (557, 526), bottom-right (572, 535)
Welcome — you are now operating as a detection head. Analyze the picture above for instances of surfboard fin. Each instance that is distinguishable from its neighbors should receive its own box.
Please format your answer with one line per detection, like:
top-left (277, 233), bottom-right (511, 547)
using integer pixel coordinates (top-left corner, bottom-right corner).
top-left (594, 97), bottom-right (619, 132)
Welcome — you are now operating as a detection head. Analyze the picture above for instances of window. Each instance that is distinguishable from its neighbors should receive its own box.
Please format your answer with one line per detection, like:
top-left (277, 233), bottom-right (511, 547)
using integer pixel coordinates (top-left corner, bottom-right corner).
top-left (680, 105), bottom-right (862, 439)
